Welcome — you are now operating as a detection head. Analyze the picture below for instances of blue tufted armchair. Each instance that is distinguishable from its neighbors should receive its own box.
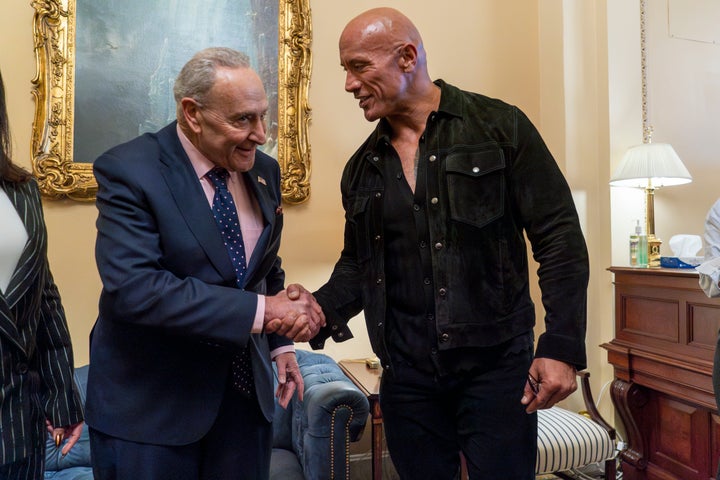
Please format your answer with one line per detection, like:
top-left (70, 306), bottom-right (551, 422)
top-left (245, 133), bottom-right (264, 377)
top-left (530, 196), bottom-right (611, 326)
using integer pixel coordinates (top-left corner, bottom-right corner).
top-left (270, 349), bottom-right (370, 479)
top-left (45, 350), bottom-right (370, 480)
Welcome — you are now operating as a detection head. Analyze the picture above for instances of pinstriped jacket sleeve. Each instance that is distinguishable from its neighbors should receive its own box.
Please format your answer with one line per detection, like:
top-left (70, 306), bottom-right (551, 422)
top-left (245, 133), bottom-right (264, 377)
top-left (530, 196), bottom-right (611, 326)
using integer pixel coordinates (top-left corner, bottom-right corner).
top-left (26, 182), bottom-right (84, 428)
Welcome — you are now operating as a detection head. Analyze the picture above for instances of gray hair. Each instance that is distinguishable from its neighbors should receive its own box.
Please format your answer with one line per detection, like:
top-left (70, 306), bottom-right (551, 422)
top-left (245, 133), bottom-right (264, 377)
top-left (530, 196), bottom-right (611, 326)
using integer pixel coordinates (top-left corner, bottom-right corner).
top-left (173, 47), bottom-right (251, 115)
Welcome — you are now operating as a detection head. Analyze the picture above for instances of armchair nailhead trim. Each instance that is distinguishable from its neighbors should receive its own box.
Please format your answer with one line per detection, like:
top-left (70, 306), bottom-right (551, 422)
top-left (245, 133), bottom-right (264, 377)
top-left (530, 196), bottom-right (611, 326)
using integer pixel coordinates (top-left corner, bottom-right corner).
top-left (330, 404), bottom-right (354, 480)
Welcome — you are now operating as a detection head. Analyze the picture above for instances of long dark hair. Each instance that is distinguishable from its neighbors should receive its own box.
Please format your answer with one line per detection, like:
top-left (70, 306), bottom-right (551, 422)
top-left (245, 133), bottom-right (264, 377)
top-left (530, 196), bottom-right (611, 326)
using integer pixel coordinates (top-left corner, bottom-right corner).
top-left (0, 69), bottom-right (31, 183)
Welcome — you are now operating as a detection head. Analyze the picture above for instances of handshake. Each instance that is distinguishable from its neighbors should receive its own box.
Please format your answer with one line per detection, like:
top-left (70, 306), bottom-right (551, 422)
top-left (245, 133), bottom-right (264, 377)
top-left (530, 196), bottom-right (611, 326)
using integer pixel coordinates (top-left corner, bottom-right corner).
top-left (264, 284), bottom-right (326, 343)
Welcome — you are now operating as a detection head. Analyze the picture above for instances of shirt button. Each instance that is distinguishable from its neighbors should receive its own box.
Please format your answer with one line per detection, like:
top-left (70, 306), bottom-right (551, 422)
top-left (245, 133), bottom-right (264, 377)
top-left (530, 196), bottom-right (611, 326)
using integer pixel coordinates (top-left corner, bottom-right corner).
top-left (438, 288), bottom-right (447, 296)
top-left (439, 333), bottom-right (450, 343)
top-left (423, 278), bottom-right (431, 285)
top-left (434, 242), bottom-right (443, 250)
top-left (331, 325), bottom-right (338, 331)
top-left (375, 192), bottom-right (382, 198)
top-left (429, 155), bottom-right (437, 162)
top-left (338, 332), bottom-right (344, 338)
top-left (420, 241), bottom-right (427, 248)
top-left (378, 322), bottom-right (383, 327)
top-left (376, 277), bottom-right (383, 285)
top-left (413, 204), bottom-right (420, 211)
top-left (431, 197), bottom-right (438, 205)
top-left (373, 156), bottom-right (380, 162)
top-left (472, 166), bottom-right (480, 173)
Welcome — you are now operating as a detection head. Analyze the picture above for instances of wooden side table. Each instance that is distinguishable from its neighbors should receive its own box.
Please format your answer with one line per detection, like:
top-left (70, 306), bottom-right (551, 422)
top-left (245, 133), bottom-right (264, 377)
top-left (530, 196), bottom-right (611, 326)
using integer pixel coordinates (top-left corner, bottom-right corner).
top-left (338, 360), bottom-right (383, 480)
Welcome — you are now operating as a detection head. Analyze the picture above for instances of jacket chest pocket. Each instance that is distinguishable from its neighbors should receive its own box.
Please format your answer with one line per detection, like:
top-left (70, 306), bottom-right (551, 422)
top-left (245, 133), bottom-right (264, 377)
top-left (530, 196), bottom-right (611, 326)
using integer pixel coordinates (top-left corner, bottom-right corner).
top-left (445, 149), bottom-right (505, 229)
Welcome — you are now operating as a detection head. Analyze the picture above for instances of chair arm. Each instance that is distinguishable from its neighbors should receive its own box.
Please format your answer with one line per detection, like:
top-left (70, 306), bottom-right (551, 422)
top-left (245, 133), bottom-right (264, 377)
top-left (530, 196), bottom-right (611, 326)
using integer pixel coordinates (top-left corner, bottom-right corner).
top-left (293, 355), bottom-right (370, 480)
top-left (577, 371), bottom-right (615, 440)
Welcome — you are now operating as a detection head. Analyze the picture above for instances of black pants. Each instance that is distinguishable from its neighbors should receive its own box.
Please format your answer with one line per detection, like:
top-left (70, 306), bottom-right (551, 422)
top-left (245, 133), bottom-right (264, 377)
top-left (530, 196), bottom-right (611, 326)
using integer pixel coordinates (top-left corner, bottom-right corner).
top-left (90, 387), bottom-right (272, 480)
top-left (380, 344), bottom-right (536, 480)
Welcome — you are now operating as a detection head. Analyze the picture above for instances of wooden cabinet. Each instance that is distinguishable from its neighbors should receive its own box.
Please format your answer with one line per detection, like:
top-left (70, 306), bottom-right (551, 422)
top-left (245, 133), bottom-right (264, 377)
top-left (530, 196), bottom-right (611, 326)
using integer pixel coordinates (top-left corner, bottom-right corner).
top-left (602, 267), bottom-right (720, 480)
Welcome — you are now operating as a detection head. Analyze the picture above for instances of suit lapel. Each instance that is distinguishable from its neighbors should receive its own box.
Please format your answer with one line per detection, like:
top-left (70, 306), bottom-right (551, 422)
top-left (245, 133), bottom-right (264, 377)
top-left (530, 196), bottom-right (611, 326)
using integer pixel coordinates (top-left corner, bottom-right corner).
top-left (156, 125), bottom-right (236, 282)
top-left (0, 180), bottom-right (42, 350)
top-left (242, 171), bottom-right (274, 283)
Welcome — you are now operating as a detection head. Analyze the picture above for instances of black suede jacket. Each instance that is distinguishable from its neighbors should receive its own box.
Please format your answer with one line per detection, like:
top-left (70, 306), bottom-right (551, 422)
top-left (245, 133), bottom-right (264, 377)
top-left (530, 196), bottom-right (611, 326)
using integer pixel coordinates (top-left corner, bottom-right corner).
top-left (311, 80), bottom-right (589, 373)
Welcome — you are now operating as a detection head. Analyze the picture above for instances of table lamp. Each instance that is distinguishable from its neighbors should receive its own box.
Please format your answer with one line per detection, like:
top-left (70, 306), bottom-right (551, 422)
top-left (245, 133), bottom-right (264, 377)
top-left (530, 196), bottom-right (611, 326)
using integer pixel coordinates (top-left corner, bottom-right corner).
top-left (609, 142), bottom-right (692, 267)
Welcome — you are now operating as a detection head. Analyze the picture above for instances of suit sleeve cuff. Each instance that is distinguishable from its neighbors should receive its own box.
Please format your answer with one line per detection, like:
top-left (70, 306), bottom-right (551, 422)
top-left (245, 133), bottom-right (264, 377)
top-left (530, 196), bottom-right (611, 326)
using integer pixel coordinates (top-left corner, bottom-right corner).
top-left (251, 294), bottom-right (265, 333)
top-left (270, 344), bottom-right (295, 359)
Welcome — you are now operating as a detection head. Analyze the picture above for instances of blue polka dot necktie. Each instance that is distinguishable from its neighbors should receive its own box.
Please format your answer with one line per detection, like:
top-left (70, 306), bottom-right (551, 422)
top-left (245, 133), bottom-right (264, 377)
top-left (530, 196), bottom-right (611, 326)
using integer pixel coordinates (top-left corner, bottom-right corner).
top-left (206, 167), bottom-right (254, 398)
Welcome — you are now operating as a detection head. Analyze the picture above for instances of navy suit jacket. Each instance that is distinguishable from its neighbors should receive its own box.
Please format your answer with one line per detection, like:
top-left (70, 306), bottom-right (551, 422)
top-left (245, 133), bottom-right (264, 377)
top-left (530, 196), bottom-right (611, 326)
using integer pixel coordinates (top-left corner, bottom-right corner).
top-left (0, 179), bottom-right (83, 463)
top-left (85, 122), bottom-right (290, 445)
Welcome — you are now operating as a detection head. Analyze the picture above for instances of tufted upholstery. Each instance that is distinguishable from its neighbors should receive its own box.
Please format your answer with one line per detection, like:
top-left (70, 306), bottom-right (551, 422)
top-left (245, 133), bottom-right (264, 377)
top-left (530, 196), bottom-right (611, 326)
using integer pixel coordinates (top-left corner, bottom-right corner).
top-left (270, 349), bottom-right (370, 480)
top-left (45, 350), bottom-right (370, 480)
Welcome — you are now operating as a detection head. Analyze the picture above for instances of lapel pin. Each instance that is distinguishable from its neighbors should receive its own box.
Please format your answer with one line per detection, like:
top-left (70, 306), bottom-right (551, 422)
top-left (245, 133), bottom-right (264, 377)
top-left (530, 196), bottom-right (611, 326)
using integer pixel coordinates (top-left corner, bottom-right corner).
top-left (257, 176), bottom-right (266, 186)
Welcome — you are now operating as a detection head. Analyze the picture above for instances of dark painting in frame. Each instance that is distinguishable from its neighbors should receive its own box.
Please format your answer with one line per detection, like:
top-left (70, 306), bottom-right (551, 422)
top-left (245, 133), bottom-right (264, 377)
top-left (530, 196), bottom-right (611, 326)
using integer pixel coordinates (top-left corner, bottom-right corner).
top-left (31, 0), bottom-right (312, 203)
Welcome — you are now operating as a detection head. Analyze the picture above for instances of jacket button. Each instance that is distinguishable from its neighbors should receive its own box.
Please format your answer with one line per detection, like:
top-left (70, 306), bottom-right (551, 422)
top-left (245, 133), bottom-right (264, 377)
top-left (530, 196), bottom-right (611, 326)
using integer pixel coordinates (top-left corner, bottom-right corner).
top-left (375, 192), bottom-right (382, 198)
top-left (375, 235), bottom-right (381, 241)
top-left (431, 197), bottom-right (438, 204)
top-left (438, 288), bottom-right (447, 296)
top-left (331, 325), bottom-right (338, 331)
top-left (434, 242), bottom-right (443, 250)
top-left (439, 333), bottom-right (450, 342)
top-left (16, 363), bottom-right (28, 375)
top-left (423, 278), bottom-right (431, 285)
top-left (373, 156), bottom-right (380, 162)
top-left (376, 277), bottom-right (383, 285)
top-left (429, 155), bottom-right (437, 162)
top-left (413, 204), bottom-right (420, 211)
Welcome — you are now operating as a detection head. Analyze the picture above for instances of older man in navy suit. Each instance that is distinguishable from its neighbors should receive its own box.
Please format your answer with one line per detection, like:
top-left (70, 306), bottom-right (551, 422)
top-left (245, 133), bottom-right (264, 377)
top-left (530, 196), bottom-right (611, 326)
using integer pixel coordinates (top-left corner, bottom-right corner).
top-left (85, 47), bottom-right (324, 480)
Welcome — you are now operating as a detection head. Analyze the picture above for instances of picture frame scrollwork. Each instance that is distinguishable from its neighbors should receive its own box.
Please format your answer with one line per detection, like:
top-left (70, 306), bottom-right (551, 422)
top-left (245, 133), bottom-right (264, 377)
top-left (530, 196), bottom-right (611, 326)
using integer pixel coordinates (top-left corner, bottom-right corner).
top-left (30, 0), bottom-right (312, 204)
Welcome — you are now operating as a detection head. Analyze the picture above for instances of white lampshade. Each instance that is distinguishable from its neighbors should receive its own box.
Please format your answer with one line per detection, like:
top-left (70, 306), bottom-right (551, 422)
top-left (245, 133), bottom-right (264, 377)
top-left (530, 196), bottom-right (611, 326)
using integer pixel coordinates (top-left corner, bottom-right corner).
top-left (609, 143), bottom-right (692, 188)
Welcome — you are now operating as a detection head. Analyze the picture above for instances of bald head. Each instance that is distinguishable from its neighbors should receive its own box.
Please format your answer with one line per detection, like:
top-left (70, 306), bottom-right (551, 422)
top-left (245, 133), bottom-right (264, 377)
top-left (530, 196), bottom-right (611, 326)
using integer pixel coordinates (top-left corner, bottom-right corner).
top-left (342, 8), bottom-right (422, 47)
top-left (339, 8), bottom-right (438, 123)
top-left (340, 8), bottom-right (425, 62)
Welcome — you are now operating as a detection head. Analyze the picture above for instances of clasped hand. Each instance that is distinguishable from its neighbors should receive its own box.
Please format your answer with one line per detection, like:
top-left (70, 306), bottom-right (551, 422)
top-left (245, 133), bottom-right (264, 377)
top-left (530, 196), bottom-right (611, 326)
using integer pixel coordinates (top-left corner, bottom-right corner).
top-left (46, 420), bottom-right (84, 456)
top-left (264, 284), bottom-right (325, 342)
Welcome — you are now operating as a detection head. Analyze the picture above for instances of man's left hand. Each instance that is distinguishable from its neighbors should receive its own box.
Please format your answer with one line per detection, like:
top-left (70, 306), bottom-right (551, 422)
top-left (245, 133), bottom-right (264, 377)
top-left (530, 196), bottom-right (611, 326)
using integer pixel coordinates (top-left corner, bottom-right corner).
top-left (274, 352), bottom-right (304, 408)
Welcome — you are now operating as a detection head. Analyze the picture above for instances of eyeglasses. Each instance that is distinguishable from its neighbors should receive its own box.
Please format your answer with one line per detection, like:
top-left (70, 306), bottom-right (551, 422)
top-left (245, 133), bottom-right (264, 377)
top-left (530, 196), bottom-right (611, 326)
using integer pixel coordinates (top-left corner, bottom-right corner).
top-left (527, 372), bottom-right (540, 395)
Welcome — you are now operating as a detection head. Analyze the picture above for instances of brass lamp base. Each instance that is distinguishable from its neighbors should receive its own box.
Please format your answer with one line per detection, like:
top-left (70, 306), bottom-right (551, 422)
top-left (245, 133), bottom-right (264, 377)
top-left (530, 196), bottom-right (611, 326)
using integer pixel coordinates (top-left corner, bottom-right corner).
top-left (648, 235), bottom-right (662, 268)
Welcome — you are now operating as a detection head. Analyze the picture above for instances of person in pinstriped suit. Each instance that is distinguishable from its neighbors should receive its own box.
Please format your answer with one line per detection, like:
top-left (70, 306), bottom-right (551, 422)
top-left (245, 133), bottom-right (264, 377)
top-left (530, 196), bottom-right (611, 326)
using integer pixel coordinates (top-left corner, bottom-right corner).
top-left (0, 69), bottom-right (84, 479)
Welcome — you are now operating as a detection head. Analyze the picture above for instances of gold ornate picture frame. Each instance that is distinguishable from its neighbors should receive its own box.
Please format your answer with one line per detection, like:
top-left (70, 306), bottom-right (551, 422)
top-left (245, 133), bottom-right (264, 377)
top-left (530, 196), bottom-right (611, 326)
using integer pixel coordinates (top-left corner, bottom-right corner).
top-left (31, 0), bottom-right (312, 203)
